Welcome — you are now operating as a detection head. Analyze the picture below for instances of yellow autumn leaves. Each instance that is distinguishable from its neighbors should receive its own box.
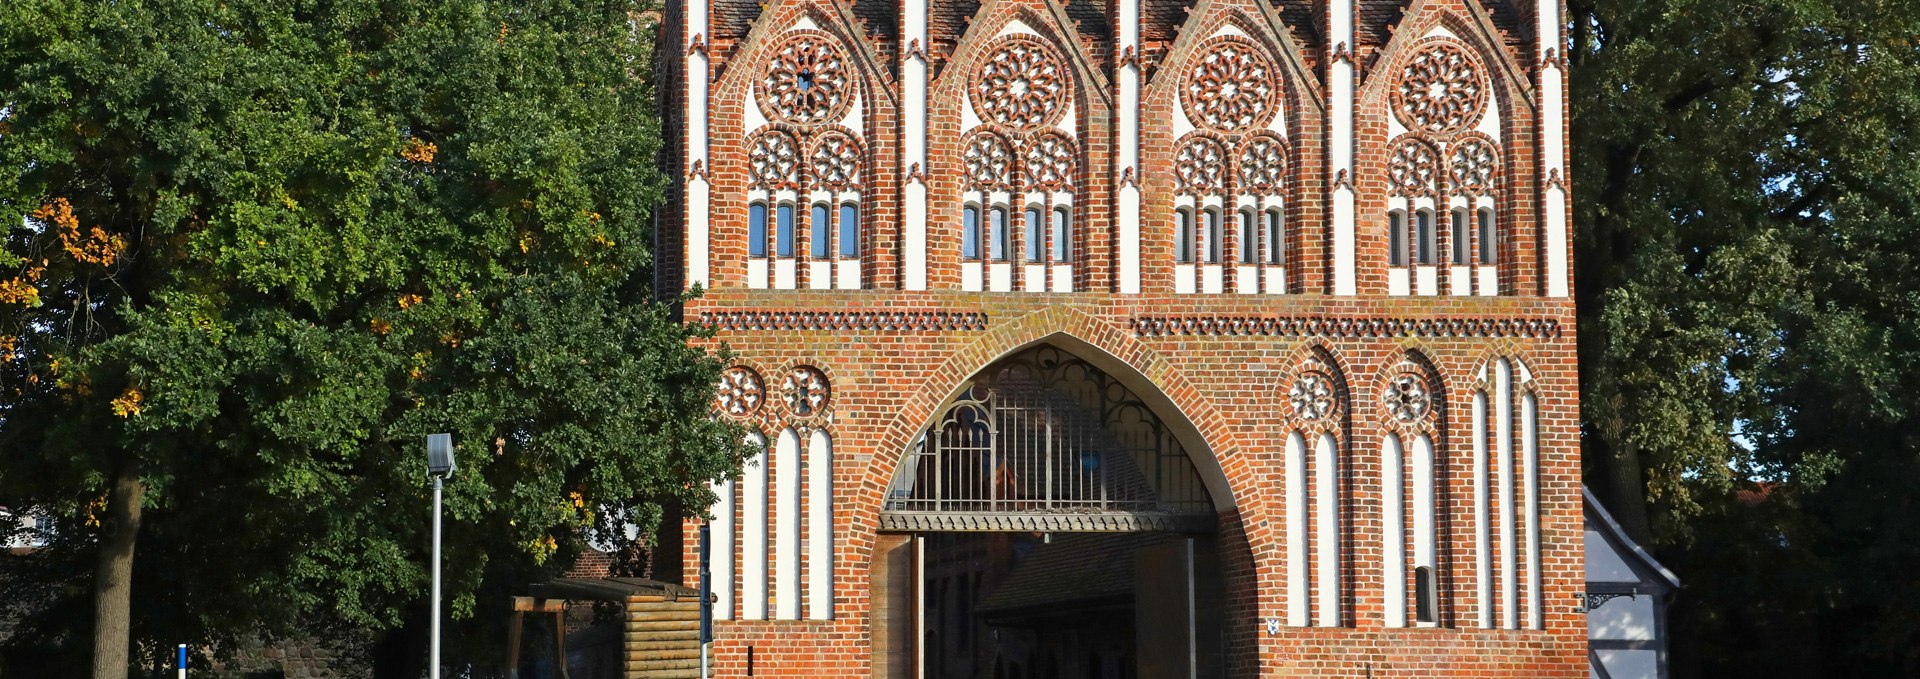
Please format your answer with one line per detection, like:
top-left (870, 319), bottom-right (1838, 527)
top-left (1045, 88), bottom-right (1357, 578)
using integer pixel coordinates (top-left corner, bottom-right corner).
top-left (2, 198), bottom-right (127, 308)
top-left (401, 137), bottom-right (437, 164)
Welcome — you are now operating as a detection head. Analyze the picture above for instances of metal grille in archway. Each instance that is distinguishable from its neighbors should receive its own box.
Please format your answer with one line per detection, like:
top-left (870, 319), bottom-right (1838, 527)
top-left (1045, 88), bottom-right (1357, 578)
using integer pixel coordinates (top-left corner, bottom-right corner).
top-left (882, 346), bottom-right (1216, 533)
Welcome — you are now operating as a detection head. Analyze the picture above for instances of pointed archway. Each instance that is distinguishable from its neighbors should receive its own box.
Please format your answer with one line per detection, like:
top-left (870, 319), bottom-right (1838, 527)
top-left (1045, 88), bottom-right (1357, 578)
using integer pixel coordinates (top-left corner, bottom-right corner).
top-left (871, 339), bottom-right (1233, 678)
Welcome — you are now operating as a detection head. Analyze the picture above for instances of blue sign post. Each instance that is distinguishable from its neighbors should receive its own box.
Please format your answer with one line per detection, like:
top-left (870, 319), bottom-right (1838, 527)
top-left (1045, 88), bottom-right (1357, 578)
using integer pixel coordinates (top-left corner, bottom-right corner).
top-left (699, 525), bottom-right (712, 678)
top-left (176, 643), bottom-right (187, 679)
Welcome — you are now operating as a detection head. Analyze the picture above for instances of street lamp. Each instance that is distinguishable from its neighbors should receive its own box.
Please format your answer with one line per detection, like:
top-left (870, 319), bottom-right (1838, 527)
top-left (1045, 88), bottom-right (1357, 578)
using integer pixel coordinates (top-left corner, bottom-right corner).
top-left (426, 433), bottom-right (455, 679)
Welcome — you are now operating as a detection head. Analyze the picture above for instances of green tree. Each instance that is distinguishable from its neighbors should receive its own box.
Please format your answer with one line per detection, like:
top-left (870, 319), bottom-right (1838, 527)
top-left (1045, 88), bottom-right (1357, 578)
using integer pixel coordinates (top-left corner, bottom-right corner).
top-left (0, 1), bottom-right (746, 676)
top-left (1573, 0), bottom-right (1920, 674)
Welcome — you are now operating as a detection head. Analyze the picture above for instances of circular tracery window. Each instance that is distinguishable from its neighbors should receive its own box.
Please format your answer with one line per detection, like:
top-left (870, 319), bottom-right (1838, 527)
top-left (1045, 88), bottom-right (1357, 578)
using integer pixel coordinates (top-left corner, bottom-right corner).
top-left (1290, 371), bottom-right (1336, 421)
top-left (782, 366), bottom-right (831, 417)
top-left (1236, 133), bottom-right (1289, 194)
top-left (1392, 41), bottom-right (1488, 136)
top-left (810, 130), bottom-right (862, 190)
top-left (1383, 373), bottom-right (1432, 423)
top-left (1022, 131), bottom-right (1078, 191)
top-left (1182, 36), bottom-right (1280, 133)
top-left (970, 35), bottom-right (1071, 133)
top-left (1174, 135), bottom-right (1229, 194)
top-left (757, 32), bottom-right (854, 126)
top-left (717, 367), bottom-right (765, 419)
top-left (1387, 137), bottom-right (1440, 196)
top-left (963, 131), bottom-right (1015, 190)
top-left (1448, 135), bottom-right (1498, 195)
top-left (747, 129), bottom-right (803, 189)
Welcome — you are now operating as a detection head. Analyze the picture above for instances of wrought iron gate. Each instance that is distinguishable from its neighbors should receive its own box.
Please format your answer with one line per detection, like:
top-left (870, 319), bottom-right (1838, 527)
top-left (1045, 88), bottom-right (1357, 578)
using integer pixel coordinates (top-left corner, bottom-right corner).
top-left (882, 346), bottom-right (1215, 533)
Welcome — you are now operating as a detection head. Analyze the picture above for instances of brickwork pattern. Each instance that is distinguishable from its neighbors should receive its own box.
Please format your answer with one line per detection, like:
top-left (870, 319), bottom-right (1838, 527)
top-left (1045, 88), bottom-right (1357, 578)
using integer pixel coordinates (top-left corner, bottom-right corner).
top-left (667, 0), bottom-right (1579, 676)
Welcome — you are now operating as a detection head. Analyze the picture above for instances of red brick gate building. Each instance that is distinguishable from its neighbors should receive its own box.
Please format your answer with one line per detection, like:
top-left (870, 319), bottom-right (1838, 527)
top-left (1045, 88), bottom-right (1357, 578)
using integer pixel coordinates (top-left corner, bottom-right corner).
top-left (662, 0), bottom-right (1581, 676)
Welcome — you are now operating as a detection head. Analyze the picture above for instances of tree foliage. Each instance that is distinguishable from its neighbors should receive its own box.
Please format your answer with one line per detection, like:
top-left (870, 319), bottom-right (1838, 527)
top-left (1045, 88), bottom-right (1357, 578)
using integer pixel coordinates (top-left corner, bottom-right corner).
top-left (0, 0), bottom-right (746, 674)
top-left (1573, 0), bottom-right (1920, 674)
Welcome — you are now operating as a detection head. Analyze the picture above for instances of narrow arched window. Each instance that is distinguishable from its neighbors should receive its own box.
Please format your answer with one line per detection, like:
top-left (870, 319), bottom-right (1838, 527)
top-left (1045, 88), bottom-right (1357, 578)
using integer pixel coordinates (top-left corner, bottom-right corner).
top-left (1205, 209), bottom-right (1223, 263)
top-left (990, 206), bottom-right (1010, 261)
top-left (839, 203), bottom-right (859, 258)
top-left (1478, 208), bottom-right (1496, 265)
top-left (1415, 209), bottom-right (1436, 265)
top-left (749, 202), bottom-right (769, 257)
top-left (1239, 208), bottom-right (1258, 264)
top-left (1266, 206), bottom-right (1284, 265)
top-left (1051, 207), bottom-right (1070, 262)
top-left (1176, 209), bottom-right (1194, 263)
top-left (1451, 208), bottom-right (1470, 265)
top-left (963, 204), bottom-right (981, 260)
top-left (1024, 207), bottom-right (1043, 263)
top-left (810, 203), bottom-right (831, 259)
top-left (776, 203), bottom-right (795, 258)
top-left (1388, 210), bottom-right (1407, 266)
top-left (1415, 566), bottom-right (1437, 624)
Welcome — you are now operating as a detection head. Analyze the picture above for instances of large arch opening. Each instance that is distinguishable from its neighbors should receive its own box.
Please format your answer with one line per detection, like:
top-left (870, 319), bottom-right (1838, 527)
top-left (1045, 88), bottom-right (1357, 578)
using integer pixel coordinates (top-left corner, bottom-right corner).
top-left (872, 343), bottom-right (1230, 679)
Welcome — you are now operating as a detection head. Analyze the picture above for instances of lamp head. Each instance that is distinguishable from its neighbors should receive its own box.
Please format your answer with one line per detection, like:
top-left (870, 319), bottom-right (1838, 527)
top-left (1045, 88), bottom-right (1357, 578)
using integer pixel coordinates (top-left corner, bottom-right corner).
top-left (426, 433), bottom-right (456, 478)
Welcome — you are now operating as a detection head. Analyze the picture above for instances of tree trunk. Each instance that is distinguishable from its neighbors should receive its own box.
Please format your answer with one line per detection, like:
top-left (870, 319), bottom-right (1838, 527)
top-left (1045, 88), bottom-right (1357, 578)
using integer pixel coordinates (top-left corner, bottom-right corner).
top-left (1594, 397), bottom-right (1655, 545)
top-left (91, 465), bottom-right (145, 679)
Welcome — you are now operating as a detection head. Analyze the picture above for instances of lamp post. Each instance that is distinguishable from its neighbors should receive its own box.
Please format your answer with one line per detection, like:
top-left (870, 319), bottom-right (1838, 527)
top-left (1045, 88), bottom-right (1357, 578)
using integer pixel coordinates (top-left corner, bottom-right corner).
top-left (425, 433), bottom-right (456, 679)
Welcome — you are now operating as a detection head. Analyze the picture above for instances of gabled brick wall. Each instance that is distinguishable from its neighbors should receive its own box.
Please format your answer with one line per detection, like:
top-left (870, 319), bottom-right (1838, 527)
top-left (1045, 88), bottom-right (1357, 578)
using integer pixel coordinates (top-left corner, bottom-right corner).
top-left (666, 1), bottom-right (1582, 676)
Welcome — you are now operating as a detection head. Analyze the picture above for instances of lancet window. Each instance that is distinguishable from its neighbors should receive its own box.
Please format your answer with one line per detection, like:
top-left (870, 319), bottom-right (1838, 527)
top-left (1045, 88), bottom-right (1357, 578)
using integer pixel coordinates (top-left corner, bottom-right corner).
top-left (1472, 356), bottom-right (1541, 630)
top-left (1173, 34), bottom-right (1291, 295)
top-left (1282, 349), bottom-right (1351, 628)
top-left (1377, 355), bottom-right (1447, 628)
top-left (959, 31), bottom-right (1078, 293)
top-left (1386, 36), bottom-right (1500, 296)
top-left (746, 29), bottom-right (864, 290)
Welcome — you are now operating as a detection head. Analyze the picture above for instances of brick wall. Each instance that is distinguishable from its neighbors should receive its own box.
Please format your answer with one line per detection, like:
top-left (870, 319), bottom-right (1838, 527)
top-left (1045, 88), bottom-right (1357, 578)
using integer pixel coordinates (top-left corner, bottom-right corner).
top-left (668, 0), bottom-right (1581, 676)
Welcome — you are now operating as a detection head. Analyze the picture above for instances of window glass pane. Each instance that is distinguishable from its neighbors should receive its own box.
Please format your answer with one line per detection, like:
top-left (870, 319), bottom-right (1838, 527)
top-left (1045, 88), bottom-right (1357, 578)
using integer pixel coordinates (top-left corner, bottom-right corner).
top-left (749, 203), bottom-right (768, 257)
top-left (1051, 208), bottom-right (1070, 262)
top-left (963, 206), bottom-right (980, 260)
top-left (1450, 210), bottom-right (1467, 264)
top-left (1206, 210), bottom-right (1223, 263)
top-left (839, 204), bottom-right (858, 258)
top-left (1415, 210), bottom-right (1434, 265)
top-left (1240, 210), bottom-right (1257, 263)
top-left (991, 207), bottom-right (1009, 261)
top-left (1176, 210), bottom-right (1192, 263)
top-left (1478, 209), bottom-right (1495, 265)
top-left (1267, 208), bottom-right (1283, 264)
top-left (776, 204), bottom-right (795, 257)
top-left (1025, 208), bottom-right (1043, 262)
top-left (1389, 212), bottom-right (1406, 266)
top-left (811, 204), bottom-right (830, 259)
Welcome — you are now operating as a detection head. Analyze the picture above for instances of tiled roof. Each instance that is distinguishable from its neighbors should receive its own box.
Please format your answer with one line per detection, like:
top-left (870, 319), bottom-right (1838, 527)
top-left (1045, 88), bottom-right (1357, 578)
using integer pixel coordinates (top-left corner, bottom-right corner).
top-left (1270, 0), bottom-right (1322, 53)
top-left (1064, 0), bottom-right (1113, 61)
top-left (851, 0), bottom-right (900, 77)
top-left (1356, 0), bottom-right (1407, 48)
top-left (711, 0), bottom-right (763, 43)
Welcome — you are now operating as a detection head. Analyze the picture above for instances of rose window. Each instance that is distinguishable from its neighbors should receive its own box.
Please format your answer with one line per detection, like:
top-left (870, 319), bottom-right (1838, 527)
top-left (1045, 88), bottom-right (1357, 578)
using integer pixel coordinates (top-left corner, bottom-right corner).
top-left (1022, 132), bottom-right (1077, 191)
top-left (1449, 136), bottom-right (1498, 195)
top-left (1383, 373), bottom-right (1431, 423)
top-left (1174, 136), bottom-right (1229, 194)
top-left (810, 131), bottom-right (861, 190)
top-left (1392, 41), bottom-right (1487, 136)
top-left (1290, 372), bottom-right (1335, 421)
top-left (748, 130), bottom-right (803, 189)
top-left (1236, 133), bottom-right (1289, 194)
top-left (1182, 37), bottom-right (1279, 133)
top-left (971, 35), bottom-right (1071, 132)
top-left (757, 32), bottom-right (854, 125)
top-left (717, 367), bottom-right (765, 418)
top-left (782, 366), bottom-right (831, 416)
top-left (1387, 138), bottom-right (1439, 196)
top-left (963, 132), bottom-right (1015, 189)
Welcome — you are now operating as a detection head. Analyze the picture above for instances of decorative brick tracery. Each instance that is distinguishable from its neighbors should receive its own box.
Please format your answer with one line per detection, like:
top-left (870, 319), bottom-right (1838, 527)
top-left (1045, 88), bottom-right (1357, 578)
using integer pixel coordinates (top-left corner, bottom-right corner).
top-left (756, 30), bottom-right (854, 125)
